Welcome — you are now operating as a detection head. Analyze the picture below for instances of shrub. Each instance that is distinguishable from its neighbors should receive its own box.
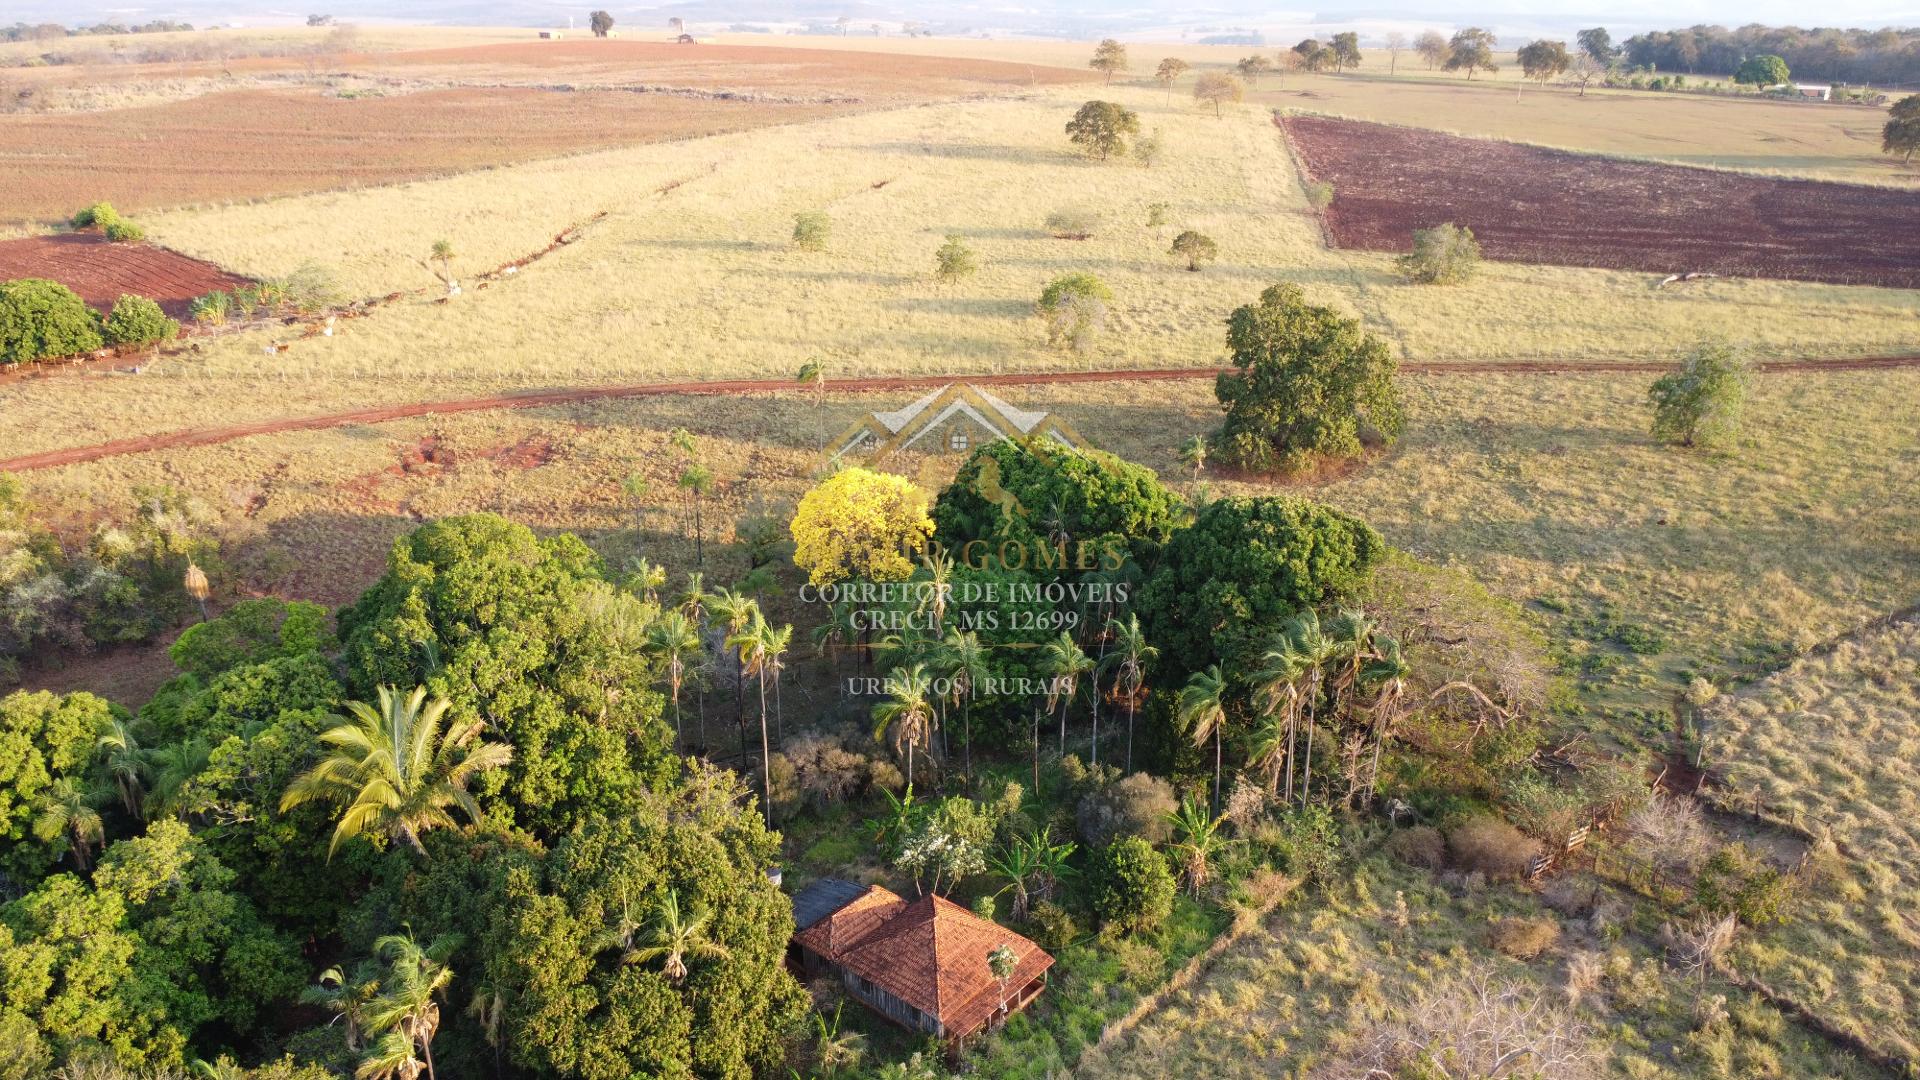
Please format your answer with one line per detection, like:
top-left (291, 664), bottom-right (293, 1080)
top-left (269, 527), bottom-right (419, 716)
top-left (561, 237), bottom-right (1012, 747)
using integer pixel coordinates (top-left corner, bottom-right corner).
top-left (1625, 796), bottom-right (1714, 876)
top-left (102, 220), bottom-right (146, 243)
top-left (230, 284), bottom-right (262, 318)
top-left (1169, 230), bottom-right (1218, 271)
top-left (1388, 824), bottom-right (1447, 870)
top-left (0, 278), bottom-right (104, 364)
top-left (1266, 805), bottom-right (1344, 886)
top-left (1077, 772), bottom-right (1178, 848)
top-left (933, 234), bottom-right (977, 281)
top-left (1305, 180), bottom-right (1335, 209)
top-left (1733, 54), bottom-right (1789, 86)
top-left (1043, 205), bottom-right (1103, 239)
top-left (1397, 223), bottom-right (1482, 284)
top-left (1649, 340), bottom-right (1751, 449)
top-left (1447, 815), bottom-right (1541, 880)
top-left (1091, 835), bottom-right (1176, 933)
top-left (1036, 271), bottom-right (1111, 354)
top-left (102, 294), bottom-right (178, 348)
top-left (1131, 127), bottom-right (1164, 167)
top-left (1489, 915), bottom-right (1562, 960)
top-left (280, 263), bottom-right (344, 313)
top-left (1145, 201), bottom-right (1170, 228)
top-left (1026, 899), bottom-right (1078, 949)
top-left (791, 210), bottom-right (830, 252)
top-left (190, 290), bottom-right (232, 326)
top-left (1064, 99), bottom-right (1140, 160)
top-left (70, 201), bottom-right (121, 229)
top-left (1694, 843), bottom-right (1794, 927)
top-left (1210, 282), bottom-right (1404, 473)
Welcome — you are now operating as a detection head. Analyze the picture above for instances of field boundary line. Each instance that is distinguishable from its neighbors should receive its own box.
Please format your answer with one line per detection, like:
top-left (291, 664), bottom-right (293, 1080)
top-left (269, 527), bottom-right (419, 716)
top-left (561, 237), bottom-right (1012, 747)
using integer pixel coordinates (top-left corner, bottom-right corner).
top-left (3, 356), bottom-right (1918, 474)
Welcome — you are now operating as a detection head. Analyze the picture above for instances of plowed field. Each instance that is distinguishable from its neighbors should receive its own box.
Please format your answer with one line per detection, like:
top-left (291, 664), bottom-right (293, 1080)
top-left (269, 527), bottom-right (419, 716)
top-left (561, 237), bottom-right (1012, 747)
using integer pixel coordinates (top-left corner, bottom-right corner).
top-left (0, 233), bottom-right (249, 317)
top-left (1282, 114), bottom-right (1920, 288)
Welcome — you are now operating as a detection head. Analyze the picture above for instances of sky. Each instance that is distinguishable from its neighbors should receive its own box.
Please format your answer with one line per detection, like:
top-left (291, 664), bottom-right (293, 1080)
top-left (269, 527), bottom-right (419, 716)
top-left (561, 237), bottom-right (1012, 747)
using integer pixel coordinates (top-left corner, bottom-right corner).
top-left (34, 0), bottom-right (1920, 36)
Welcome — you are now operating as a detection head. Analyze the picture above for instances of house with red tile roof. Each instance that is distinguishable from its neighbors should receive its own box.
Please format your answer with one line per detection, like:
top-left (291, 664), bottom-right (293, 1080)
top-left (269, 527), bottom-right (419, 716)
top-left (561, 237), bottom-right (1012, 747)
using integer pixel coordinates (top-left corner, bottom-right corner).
top-left (790, 879), bottom-right (1053, 1043)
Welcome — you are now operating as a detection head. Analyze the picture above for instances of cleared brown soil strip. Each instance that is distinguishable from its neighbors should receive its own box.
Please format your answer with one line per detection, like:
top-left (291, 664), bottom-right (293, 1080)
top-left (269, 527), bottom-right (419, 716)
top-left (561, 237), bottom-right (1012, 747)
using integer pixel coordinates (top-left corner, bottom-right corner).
top-left (0, 232), bottom-right (250, 318)
top-left (4, 355), bottom-right (1917, 474)
top-left (1282, 114), bottom-right (1920, 288)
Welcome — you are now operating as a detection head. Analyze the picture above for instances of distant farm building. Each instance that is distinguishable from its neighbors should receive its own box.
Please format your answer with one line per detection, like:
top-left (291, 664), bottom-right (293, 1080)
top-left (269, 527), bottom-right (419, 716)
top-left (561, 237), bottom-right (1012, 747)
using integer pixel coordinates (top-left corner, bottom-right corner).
top-left (1791, 83), bottom-right (1831, 100)
top-left (677, 33), bottom-right (698, 44)
top-left (790, 880), bottom-right (1053, 1043)
top-left (825, 383), bottom-right (1088, 464)
top-left (538, 30), bottom-right (563, 39)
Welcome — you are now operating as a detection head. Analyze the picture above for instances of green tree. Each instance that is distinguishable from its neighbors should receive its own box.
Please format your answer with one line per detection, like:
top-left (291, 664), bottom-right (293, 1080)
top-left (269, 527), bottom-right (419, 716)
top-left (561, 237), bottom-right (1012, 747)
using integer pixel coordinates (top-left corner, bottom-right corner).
top-left (1577, 27), bottom-right (1615, 65)
top-left (1169, 230), bottom-right (1217, 271)
top-left (1211, 282), bottom-right (1404, 472)
top-left (490, 772), bottom-right (807, 1079)
top-left (1883, 94), bottom-right (1920, 163)
top-left (873, 663), bottom-right (937, 788)
top-left (359, 930), bottom-right (459, 1080)
top-left (1516, 39), bottom-right (1570, 90)
top-left (1329, 31), bottom-right (1361, 71)
top-left (1065, 99), bottom-right (1140, 160)
top-left (1397, 222), bottom-right (1481, 284)
top-left (1037, 271), bottom-right (1113, 355)
top-left (1734, 53), bottom-right (1790, 86)
top-left (1416, 29), bottom-right (1450, 68)
top-left (1444, 27), bottom-right (1498, 78)
top-left (31, 775), bottom-right (107, 871)
top-left (1, 690), bottom-right (117, 879)
top-left (1648, 339), bottom-right (1752, 449)
top-left (647, 611), bottom-right (701, 748)
top-left (0, 278), bottom-right (103, 365)
top-left (933, 233), bottom-right (977, 281)
top-left (1139, 495), bottom-right (1385, 677)
top-left (1088, 38), bottom-right (1128, 82)
top-left (589, 10), bottom-right (613, 36)
top-left (615, 889), bottom-right (728, 983)
top-left (280, 685), bottom-right (513, 859)
top-left (1177, 665), bottom-right (1229, 813)
top-left (1235, 55), bottom-right (1272, 85)
top-left (103, 294), bottom-right (178, 348)
top-left (792, 210), bottom-right (830, 251)
top-left (1090, 835), bottom-right (1175, 933)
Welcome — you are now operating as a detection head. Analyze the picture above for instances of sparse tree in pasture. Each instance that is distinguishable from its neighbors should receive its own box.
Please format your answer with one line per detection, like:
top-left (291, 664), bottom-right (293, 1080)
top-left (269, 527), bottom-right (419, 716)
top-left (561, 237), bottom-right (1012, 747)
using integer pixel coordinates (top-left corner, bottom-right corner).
top-left (1131, 127), bottom-right (1164, 167)
top-left (1648, 339), bottom-right (1752, 449)
top-left (1882, 94), bottom-right (1920, 163)
top-left (1236, 54), bottom-right (1272, 85)
top-left (1734, 53), bottom-right (1790, 86)
top-left (1089, 38), bottom-right (1128, 83)
top-left (796, 357), bottom-right (827, 401)
top-left (1577, 26), bottom-right (1616, 66)
top-left (1570, 54), bottom-right (1604, 96)
top-left (1415, 29), bottom-right (1450, 69)
top-left (1044, 205), bottom-right (1103, 238)
top-left (589, 10), bottom-right (613, 37)
top-left (1154, 57), bottom-right (1189, 102)
top-left (422, 238), bottom-right (457, 294)
top-left (836, 15), bottom-right (850, 36)
top-left (668, 16), bottom-right (684, 33)
top-left (1169, 229), bottom-right (1218, 271)
top-left (1145, 201), bottom-right (1170, 228)
top-left (1329, 31), bottom-right (1361, 71)
top-left (1445, 28), bottom-right (1498, 79)
top-left (1036, 271), bottom-right (1112, 355)
top-left (792, 210), bottom-right (830, 251)
top-left (1292, 38), bottom-right (1330, 72)
top-left (1384, 31), bottom-right (1407, 74)
top-left (934, 233), bottom-right (977, 280)
top-left (1065, 99), bottom-right (1140, 160)
top-left (1193, 71), bottom-right (1243, 116)
top-left (1397, 222), bottom-right (1481, 284)
top-left (1516, 39), bottom-right (1570, 96)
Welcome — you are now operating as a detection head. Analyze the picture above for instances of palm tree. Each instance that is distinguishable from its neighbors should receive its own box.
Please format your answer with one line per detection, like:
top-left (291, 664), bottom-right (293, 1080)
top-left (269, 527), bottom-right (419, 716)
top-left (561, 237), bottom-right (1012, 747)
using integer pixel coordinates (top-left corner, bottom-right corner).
top-left (936, 628), bottom-right (989, 788)
top-left (279, 686), bottom-right (513, 859)
top-left (678, 464), bottom-right (714, 567)
top-left (95, 716), bottom-right (146, 817)
top-left (647, 611), bottom-right (701, 750)
top-left (985, 839), bottom-right (1039, 921)
top-left (1250, 636), bottom-right (1304, 801)
top-left (1177, 665), bottom-right (1229, 815)
top-left (465, 978), bottom-right (509, 1078)
top-left (813, 1001), bottom-right (867, 1076)
top-left (1283, 610), bottom-right (1340, 806)
top-left (726, 611), bottom-right (781, 826)
top-left (1099, 615), bottom-right (1156, 772)
top-left (872, 663), bottom-right (936, 787)
top-left (764, 621), bottom-right (793, 743)
top-left (1179, 434), bottom-right (1208, 480)
top-left (622, 889), bottom-right (729, 984)
top-left (811, 599), bottom-right (859, 673)
top-left (1041, 632), bottom-right (1093, 760)
top-left (1165, 796), bottom-right (1229, 897)
top-left (796, 358), bottom-right (828, 405)
top-left (31, 776), bottom-right (107, 871)
top-left (1025, 824), bottom-right (1075, 905)
top-left (707, 588), bottom-right (759, 766)
top-left (679, 572), bottom-right (712, 739)
top-left (1357, 634), bottom-right (1411, 808)
top-left (142, 735), bottom-right (210, 820)
top-left (360, 930), bottom-right (459, 1080)
top-left (303, 963), bottom-right (380, 1053)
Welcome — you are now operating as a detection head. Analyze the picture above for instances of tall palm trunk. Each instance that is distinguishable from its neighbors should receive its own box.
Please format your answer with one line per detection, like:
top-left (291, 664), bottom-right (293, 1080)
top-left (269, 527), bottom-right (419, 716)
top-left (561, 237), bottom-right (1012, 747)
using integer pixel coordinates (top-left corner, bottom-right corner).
top-left (1031, 705), bottom-right (1041, 796)
top-left (1213, 728), bottom-right (1223, 817)
top-left (1125, 698), bottom-right (1137, 772)
top-left (963, 693), bottom-right (974, 789)
top-left (758, 671), bottom-right (773, 826)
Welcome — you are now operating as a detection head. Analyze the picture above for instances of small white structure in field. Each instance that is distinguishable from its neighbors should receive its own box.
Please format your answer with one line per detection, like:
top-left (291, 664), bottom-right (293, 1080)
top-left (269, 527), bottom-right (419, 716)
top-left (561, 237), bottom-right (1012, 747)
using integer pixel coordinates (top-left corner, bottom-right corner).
top-left (1792, 83), bottom-right (1831, 100)
top-left (539, 30), bottom-right (563, 39)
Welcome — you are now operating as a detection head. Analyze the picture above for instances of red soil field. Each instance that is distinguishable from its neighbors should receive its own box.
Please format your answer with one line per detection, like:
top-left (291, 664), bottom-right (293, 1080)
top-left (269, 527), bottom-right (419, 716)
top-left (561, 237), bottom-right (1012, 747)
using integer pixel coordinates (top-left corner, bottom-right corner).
top-left (0, 232), bottom-right (249, 318)
top-left (0, 41), bottom-right (1094, 223)
top-left (1282, 115), bottom-right (1920, 289)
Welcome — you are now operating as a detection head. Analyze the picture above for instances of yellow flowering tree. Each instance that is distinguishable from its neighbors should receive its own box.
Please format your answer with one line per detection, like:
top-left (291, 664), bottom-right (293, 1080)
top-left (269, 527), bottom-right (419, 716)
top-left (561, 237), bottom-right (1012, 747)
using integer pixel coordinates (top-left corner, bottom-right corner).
top-left (790, 468), bottom-right (934, 585)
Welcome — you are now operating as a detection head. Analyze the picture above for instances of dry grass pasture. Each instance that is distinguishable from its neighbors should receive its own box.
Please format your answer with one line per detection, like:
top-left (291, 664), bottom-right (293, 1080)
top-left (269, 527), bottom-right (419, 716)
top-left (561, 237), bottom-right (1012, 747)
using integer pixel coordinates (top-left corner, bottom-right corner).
top-left (1706, 616), bottom-right (1920, 1065)
top-left (2, 84), bottom-right (1914, 464)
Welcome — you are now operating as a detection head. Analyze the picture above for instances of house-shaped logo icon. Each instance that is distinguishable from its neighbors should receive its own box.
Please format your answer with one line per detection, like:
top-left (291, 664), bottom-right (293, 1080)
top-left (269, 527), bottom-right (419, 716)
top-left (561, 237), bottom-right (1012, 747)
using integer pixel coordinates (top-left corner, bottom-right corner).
top-left (826, 383), bottom-right (1088, 464)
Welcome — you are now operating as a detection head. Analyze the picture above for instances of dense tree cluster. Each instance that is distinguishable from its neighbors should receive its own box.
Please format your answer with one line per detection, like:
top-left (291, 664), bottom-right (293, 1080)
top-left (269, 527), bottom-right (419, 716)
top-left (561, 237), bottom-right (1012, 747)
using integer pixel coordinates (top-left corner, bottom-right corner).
top-left (1621, 24), bottom-right (1920, 85)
